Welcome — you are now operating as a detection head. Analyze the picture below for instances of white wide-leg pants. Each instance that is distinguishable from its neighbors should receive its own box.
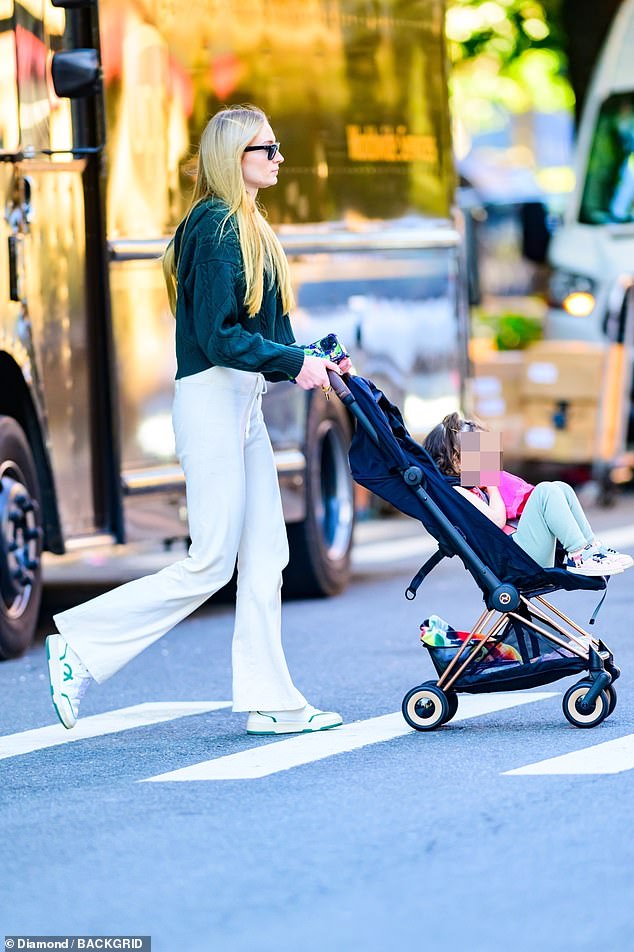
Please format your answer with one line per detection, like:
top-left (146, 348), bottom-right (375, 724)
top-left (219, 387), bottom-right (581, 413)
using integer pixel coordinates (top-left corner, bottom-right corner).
top-left (53, 366), bottom-right (307, 713)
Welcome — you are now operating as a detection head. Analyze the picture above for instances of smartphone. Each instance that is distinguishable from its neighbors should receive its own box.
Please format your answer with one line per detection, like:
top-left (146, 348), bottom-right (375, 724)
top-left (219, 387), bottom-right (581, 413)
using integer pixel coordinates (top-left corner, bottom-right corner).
top-left (302, 333), bottom-right (349, 364)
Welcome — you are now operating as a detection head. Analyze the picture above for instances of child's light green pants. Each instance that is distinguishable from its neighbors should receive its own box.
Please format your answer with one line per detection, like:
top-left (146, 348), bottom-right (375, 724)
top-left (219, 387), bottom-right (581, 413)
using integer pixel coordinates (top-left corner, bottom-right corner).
top-left (512, 481), bottom-right (593, 567)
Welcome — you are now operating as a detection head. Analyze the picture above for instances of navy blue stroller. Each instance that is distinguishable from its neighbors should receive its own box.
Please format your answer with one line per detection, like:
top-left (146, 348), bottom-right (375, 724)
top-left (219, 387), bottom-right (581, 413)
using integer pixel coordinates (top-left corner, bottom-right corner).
top-left (329, 372), bottom-right (620, 731)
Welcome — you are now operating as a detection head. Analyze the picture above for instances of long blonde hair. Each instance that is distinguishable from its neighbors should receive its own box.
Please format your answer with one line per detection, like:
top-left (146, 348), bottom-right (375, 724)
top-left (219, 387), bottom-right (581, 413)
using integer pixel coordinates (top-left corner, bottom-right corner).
top-left (162, 104), bottom-right (293, 317)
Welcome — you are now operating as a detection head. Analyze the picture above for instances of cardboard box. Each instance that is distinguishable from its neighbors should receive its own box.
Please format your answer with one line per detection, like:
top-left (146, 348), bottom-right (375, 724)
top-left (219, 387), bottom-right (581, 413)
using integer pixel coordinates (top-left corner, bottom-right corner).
top-left (521, 341), bottom-right (607, 402)
top-left (469, 350), bottom-right (524, 418)
top-left (483, 414), bottom-right (524, 456)
top-left (468, 344), bottom-right (608, 462)
top-left (520, 398), bottom-right (599, 462)
top-left (463, 380), bottom-right (524, 454)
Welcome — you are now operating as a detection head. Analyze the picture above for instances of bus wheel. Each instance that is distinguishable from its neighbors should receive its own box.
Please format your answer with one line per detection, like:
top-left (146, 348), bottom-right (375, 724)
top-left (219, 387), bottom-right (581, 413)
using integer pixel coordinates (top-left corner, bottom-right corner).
top-left (284, 393), bottom-right (354, 598)
top-left (0, 416), bottom-right (43, 659)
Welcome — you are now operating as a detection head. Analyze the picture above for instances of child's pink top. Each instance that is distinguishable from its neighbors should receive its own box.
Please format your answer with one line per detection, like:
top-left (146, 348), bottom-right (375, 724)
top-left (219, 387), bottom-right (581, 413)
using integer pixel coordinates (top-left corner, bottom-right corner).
top-left (468, 472), bottom-right (535, 535)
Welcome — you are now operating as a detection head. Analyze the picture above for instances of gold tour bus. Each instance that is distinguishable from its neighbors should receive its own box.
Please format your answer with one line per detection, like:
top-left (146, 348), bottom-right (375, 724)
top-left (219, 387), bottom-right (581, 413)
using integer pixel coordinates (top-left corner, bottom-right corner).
top-left (0, 0), bottom-right (468, 657)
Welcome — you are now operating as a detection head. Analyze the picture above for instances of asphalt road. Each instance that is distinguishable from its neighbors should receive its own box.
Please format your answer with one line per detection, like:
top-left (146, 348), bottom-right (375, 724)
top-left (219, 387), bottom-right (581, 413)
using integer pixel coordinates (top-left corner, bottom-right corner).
top-left (2, 495), bottom-right (634, 952)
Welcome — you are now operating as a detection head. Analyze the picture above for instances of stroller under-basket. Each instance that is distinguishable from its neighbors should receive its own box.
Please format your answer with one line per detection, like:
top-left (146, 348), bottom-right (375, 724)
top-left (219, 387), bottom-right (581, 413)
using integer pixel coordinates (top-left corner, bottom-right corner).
top-left (329, 372), bottom-right (620, 731)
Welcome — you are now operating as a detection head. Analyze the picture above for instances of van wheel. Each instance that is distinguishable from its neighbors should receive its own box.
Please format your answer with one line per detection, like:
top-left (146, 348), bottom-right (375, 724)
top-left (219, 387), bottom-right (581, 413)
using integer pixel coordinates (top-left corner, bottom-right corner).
top-left (0, 416), bottom-right (43, 659)
top-left (594, 464), bottom-right (616, 507)
top-left (285, 393), bottom-right (354, 597)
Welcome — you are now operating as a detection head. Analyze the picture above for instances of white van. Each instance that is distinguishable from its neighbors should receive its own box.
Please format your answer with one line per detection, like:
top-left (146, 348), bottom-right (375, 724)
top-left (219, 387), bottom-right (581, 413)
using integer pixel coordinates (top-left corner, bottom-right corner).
top-left (546, 0), bottom-right (634, 342)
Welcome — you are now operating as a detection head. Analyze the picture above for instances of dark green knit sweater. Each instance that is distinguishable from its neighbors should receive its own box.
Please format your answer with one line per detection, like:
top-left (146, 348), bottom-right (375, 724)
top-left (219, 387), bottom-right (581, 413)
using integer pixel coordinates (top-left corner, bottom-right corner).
top-left (173, 199), bottom-right (305, 381)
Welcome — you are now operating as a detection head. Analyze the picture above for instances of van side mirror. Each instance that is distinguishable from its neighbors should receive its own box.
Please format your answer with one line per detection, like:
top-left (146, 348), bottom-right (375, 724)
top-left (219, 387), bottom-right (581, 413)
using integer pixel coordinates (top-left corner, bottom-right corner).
top-left (520, 201), bottom-right (551, 264)
top-left (51, 49), bottom-right (101, 98)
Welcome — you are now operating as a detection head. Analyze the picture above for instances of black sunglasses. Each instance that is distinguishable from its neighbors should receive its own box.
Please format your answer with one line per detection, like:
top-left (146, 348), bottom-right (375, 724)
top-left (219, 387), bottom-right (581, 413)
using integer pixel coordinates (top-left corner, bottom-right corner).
top-left (243, 142), bottom-right (280, 160)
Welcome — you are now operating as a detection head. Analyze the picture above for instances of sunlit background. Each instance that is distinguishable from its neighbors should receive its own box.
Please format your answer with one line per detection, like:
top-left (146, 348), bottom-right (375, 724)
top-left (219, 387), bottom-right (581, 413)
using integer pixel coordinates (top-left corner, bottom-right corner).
top-left (447, 0), bottom-right (574, 201)
top-left (445, 0), bottom-right (576, 344)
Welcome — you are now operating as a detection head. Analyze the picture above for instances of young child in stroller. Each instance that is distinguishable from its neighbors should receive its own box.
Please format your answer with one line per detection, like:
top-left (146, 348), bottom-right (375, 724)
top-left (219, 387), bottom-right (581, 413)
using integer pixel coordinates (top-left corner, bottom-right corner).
top-left (423, 412), bottom-right (633, 578)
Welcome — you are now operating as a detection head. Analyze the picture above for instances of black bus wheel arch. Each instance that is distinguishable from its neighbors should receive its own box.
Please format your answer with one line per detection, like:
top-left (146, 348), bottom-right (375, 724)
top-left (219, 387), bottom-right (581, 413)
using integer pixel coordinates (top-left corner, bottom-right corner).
top-left (0, 416), bottom-right (43, 659)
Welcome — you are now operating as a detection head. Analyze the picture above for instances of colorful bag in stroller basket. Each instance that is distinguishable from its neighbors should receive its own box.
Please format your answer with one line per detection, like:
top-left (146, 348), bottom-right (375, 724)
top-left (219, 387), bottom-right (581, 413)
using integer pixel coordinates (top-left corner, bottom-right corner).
top-left (420, 613), bottom-right (587, 693)
top-left (326, 371), bottom-right (621, 732)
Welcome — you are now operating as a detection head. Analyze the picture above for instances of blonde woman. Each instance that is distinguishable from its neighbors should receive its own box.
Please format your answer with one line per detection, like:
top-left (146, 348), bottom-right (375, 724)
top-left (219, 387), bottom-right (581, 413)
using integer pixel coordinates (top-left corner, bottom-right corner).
top-left (46, 106), bottom-right (348, 735)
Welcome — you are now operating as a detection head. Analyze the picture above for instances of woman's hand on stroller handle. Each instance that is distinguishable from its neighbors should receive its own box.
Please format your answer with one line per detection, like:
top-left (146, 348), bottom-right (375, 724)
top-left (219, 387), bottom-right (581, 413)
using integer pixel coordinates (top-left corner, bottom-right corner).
top-left (295, 355), bottom-right (345, 390)
top-left (326, 367), bottom-right (353, 401)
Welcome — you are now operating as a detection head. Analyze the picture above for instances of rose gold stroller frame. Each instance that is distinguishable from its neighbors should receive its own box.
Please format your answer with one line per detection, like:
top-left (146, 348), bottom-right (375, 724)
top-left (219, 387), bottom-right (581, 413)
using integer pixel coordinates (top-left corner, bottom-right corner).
top-left (436, 593), bottom-right (606, 694)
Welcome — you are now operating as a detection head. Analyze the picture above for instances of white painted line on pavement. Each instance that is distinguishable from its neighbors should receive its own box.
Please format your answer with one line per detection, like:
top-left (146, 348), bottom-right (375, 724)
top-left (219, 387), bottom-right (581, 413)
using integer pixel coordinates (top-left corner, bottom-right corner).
top-left (0, 701), bottom-right (231, 761)
top-left (504, 733), bottom-right (634, 776)
top-left (142, 692), bottom-right (557, 782)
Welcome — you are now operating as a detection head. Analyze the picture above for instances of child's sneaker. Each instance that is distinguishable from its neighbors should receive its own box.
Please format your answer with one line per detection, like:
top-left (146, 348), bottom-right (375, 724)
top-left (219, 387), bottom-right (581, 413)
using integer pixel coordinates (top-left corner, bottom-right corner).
top-left (46, 634), bottom-right (93, 729)
top-left (595, 542), bottom-right (634, 570)
top-left (565, 543), bottom-right (624, 577)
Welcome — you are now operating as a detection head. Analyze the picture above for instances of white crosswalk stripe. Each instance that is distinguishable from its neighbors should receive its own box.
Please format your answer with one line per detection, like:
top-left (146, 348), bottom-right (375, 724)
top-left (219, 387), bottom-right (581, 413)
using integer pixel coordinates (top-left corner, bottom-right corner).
top-left (504, 733), bottom-right (634, 775)
top-left (141, 692), bottom-right (557, 782)
top-left (4, 694), bottom-right (631, 779)
top-left (0, 701), bottom-right (231, 760)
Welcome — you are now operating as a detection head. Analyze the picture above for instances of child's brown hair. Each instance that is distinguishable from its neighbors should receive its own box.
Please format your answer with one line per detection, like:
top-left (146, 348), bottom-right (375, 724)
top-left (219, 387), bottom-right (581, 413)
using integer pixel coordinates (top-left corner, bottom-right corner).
top-left (423, 412), bottom-right (482, 476)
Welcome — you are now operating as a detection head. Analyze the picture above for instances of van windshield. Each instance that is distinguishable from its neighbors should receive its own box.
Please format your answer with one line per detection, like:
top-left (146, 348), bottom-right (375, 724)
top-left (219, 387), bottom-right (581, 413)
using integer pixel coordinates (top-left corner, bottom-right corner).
top-left (579, 92), bottom-right (634, 224)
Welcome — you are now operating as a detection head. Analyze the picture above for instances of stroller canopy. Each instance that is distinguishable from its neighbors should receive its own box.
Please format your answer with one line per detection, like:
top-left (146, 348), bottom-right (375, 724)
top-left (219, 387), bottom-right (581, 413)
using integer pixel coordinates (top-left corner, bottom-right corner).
top-left (346, 376), bottom-right (605, 598)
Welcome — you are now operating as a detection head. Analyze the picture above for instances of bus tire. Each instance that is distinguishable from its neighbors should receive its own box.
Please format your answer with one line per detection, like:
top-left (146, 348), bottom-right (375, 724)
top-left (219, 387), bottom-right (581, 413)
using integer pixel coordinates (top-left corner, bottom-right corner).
top-left (0, 416), bottom-right (44, 659)
top-left (284, 393), bottom-right (354, 598)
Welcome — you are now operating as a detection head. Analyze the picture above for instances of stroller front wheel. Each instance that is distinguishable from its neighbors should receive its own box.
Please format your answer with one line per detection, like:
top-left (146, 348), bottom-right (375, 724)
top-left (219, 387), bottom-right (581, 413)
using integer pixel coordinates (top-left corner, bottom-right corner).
top-left (402, 684), bottom-right (449, 731)
top-left (562, 681), bottom-right (610, 728)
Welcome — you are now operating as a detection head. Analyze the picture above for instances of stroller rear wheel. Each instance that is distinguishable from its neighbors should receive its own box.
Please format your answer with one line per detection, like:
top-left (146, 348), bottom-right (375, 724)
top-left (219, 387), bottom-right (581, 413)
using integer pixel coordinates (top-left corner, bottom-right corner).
top-left (562, 681), bottom-right (610, 728)
top-left (402, 684), bottom-right (449, 731)
top-left (443, 691), bottom-right (459, 724)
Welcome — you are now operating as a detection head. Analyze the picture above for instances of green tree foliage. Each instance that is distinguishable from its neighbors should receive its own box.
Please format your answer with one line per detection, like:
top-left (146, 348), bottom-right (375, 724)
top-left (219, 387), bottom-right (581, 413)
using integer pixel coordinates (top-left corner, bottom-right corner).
top-left (447, 0), bottom-right (573, 129)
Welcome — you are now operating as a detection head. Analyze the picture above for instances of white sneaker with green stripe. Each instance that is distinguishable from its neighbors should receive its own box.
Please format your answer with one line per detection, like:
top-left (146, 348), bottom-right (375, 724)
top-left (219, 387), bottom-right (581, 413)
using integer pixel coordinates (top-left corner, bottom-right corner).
top-left (246, 704), bottom-right (343, 735)
top-left (46, 634), bottom-right (93, 729)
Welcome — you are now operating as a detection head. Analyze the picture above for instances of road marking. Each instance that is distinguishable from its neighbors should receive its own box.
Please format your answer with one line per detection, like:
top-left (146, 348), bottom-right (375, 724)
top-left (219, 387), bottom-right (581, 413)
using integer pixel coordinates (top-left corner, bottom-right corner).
top-left (0, 701), bottom-right (231, 761)
top-left (504, 733), bottom-right (634, 776)
top-left (142, 692), bottom-right (557, 782)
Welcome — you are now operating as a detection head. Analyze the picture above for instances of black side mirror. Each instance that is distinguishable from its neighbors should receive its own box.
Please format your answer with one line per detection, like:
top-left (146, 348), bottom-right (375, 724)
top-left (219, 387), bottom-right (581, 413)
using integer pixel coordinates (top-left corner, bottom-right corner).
top-left (520, 201), bottom-right (551, 264)
top-left (51, 49), bottom-right (101, 98)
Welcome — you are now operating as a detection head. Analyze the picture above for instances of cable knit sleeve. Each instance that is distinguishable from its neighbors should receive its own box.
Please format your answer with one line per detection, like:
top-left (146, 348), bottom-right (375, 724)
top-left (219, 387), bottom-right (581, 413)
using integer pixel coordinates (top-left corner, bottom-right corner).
top-left (192, 257), bottom-right (305, 379)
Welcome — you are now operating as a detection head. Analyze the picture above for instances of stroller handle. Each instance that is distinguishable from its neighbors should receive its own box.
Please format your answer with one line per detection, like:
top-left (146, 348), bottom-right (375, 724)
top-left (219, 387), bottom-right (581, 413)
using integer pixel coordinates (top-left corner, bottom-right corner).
top-left (327, 369), bottom-right (381, 447)
top-left (327, 368), bottom-right (353, 402)
top-left (326, 370), bottom-right (521, 612)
